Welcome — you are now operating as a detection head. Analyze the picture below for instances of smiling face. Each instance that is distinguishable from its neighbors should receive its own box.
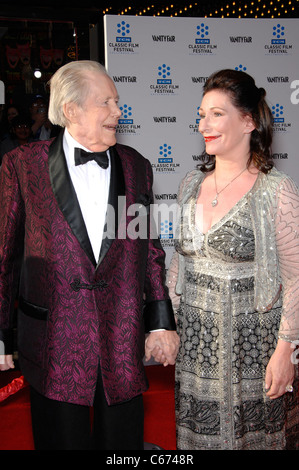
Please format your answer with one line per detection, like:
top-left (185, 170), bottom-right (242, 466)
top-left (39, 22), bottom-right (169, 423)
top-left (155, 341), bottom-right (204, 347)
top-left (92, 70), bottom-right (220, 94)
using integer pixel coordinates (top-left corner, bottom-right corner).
top-left (64, 71), bottom-right (121, 152)
top-left (198, 89), bottom-right (255, 161)
top-left (13, 123), bottom-right (31, 143)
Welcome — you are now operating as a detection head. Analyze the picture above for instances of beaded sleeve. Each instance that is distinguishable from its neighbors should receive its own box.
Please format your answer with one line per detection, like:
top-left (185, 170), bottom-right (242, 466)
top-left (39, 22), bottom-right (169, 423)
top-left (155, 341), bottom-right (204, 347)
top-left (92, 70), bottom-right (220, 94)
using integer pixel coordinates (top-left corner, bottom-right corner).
top-left (166, 168), bottom-right (299, 342)
top-left (166, 250), bottom-right (180, 314)
top-left (275, 176), bottom-right (299, 342)
top-left (166, 170), bottom-right (201, 314)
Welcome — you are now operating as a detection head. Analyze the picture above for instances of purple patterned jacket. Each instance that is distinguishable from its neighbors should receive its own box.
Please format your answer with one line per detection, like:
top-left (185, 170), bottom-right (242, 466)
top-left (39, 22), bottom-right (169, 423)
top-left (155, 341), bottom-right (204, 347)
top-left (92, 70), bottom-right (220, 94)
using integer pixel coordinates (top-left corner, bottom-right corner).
top-left (0, 131), bottom-right (175, 406)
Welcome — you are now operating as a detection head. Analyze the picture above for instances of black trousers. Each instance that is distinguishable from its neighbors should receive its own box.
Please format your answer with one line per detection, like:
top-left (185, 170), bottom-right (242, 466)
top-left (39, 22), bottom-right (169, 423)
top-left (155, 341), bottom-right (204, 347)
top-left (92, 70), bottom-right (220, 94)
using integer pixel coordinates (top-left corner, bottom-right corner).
top-left (30, 370), bottom-right (144, 450)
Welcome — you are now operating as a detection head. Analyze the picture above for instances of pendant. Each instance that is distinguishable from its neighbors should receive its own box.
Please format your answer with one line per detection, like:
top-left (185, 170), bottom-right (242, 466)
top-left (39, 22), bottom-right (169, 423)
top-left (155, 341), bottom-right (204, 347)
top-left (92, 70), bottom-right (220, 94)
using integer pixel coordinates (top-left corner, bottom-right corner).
top-left (211, 197), bottom-right (218, 207)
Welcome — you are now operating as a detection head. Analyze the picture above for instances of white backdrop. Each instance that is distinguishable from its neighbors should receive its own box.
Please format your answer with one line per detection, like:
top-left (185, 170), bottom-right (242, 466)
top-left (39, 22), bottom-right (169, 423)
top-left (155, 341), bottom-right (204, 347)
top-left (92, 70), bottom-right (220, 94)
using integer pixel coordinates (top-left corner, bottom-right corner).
top-left (104, 15), bottom-right (299, 266)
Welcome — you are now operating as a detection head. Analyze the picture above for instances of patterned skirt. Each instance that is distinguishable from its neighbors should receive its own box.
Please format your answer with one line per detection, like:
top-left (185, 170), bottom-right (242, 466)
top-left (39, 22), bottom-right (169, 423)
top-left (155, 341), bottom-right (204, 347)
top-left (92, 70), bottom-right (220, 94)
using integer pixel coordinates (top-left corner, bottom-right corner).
top-left (175, 256), bottom-right (299, 450)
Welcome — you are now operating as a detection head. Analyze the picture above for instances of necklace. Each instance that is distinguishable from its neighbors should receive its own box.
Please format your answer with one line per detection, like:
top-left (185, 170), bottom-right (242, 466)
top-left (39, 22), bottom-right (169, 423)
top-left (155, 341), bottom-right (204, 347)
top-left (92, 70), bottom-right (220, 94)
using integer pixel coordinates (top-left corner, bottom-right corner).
top-left (211, 168), bottom-right (247, 207)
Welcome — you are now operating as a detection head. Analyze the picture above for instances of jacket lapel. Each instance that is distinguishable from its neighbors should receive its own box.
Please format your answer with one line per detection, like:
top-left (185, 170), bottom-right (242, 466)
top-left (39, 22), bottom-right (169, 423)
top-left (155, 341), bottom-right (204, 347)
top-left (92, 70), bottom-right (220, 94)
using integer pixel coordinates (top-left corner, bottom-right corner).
top-left (48, 132), bottom-right (126, 269)
top-left (48, 131), bottom-right (96, 266)
top-left (97, 145), bottom-right (125, 267)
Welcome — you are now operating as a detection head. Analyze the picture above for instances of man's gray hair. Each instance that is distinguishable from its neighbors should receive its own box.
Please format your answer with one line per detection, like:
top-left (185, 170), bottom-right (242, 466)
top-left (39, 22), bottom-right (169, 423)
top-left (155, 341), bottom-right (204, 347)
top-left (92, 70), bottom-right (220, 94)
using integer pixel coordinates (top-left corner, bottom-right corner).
top-left (48, 60), bottom-right (108, 128)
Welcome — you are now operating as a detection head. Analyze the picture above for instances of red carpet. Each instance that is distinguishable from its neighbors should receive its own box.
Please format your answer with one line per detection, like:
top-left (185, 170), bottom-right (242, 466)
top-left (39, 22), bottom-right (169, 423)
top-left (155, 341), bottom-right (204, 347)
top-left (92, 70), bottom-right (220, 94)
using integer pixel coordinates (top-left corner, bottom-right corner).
top-left (0, 365), bottom-right (176, 450)
top-left (0, 371), bottom-right (34, 450)
top-left (143, 364), bottom-right (176, 450)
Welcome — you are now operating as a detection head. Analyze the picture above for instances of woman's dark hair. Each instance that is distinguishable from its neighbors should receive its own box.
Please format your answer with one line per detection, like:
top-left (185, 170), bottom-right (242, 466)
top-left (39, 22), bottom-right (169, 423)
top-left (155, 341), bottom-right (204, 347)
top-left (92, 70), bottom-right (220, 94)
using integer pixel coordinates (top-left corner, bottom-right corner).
top-left (199, 69), bottom-right (274, 174)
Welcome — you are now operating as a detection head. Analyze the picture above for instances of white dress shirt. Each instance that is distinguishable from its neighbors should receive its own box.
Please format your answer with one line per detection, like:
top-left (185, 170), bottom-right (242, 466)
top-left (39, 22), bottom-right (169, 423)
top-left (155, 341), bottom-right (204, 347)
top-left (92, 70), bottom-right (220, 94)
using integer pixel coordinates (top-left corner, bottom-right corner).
top-left (63, 129), bottom-right (111, 262)
top-left (63, 130), bottom-right (163, 334)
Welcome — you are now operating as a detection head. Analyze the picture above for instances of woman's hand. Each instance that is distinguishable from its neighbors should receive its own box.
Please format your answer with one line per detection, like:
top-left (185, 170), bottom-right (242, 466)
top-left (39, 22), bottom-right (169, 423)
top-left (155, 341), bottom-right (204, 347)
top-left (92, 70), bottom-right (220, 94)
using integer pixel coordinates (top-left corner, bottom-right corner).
top-left (265, 339), bottom-right (295, 399)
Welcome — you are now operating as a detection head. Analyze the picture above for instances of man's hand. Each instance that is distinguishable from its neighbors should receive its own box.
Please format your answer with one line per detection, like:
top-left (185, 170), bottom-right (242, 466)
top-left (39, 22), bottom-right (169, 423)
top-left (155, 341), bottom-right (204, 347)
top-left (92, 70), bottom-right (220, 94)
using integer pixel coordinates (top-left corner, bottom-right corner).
top-left (145, 330), bottom-right (179, 366)
top-left (0, 354), bottom-right (15, 371)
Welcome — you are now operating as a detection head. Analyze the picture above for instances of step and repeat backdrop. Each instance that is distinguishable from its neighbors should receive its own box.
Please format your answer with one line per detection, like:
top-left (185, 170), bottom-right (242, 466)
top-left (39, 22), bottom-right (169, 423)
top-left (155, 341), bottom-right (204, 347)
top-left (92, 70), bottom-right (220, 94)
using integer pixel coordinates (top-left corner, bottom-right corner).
top-left (104, 15), bottom-right (299, 266)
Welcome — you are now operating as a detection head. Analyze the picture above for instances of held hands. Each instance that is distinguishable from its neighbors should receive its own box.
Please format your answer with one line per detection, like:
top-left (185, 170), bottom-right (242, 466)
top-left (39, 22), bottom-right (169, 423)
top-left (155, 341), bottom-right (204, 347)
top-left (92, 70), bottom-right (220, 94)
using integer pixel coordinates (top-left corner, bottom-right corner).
top-left (145, 330), bottom-right (180, 367)
top-left (0, 355), bottom-right (15, 372)
top-left (265, 339), bottom-right (295, 399)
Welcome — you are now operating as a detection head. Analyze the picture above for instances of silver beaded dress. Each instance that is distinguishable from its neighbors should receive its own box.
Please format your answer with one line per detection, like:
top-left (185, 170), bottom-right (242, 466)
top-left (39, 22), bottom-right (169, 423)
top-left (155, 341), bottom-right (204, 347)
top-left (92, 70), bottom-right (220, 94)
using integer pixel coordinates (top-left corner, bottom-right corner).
top-left (167, 167), bottom-right (299, 450)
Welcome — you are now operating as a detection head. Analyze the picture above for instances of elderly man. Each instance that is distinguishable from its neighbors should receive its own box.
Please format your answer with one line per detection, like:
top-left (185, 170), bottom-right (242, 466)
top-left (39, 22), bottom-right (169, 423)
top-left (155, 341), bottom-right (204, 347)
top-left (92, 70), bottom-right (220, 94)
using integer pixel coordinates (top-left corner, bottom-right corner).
top-left (0, 60), bottom-right (179, 450)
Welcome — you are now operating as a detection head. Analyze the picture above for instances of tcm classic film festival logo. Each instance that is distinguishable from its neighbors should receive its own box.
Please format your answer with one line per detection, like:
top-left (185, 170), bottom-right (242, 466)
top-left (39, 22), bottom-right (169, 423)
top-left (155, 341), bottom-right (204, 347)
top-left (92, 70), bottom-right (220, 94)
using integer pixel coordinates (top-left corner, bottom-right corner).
top-left (265, 23), bottom-right (292, 54)
top-left (116, 104), bottom-right (141, 136)
top-left (154, 193), bottom-right (177, 250)
top-left (188, 106), bottom-right (201, 135)
top-left (188, 23), bottom-right (217, 54)
top-left (271, 102), bottom-right (291, 133)
top-left (108, 21), bottom-right (139, 53)
top-left (150, 63), bottom-right (179, 95)
top-left (151, 143), bottom-right (180, 174)
top-left (158, 216), bottom-right (175, 251)
top-left (271, 101), bottom-right (291, 162)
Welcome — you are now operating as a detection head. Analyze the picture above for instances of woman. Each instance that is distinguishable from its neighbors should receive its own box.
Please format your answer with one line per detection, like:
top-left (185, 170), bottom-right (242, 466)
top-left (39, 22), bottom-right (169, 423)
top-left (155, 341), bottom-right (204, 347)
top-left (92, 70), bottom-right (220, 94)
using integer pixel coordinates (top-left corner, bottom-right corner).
top-left (167, 69), bottom-right (299, 450)
top-left (0, 104), bottom-right (20, 141)
top-left (0, 114), bottom-right (33, 165)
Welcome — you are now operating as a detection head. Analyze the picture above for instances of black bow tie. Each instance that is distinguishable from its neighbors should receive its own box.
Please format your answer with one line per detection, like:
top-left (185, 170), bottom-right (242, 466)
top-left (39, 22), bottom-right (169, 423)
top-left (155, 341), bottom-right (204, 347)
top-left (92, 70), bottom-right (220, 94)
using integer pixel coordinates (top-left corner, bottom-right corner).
top-left (74, 148), bottom-right (109, 169)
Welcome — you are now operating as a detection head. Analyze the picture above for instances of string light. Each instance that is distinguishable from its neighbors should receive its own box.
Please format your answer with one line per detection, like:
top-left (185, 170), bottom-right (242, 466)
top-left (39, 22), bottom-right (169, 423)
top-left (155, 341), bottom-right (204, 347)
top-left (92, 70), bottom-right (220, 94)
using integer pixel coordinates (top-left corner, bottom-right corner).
top-left (102, 0), bottom-right (298, 17)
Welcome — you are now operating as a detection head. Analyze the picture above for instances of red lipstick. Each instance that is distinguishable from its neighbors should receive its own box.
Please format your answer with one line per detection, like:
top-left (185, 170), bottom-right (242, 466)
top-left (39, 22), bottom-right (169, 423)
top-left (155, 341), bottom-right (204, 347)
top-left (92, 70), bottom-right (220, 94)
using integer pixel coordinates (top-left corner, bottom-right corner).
top-left (204, 136), bottom-right (220, 143)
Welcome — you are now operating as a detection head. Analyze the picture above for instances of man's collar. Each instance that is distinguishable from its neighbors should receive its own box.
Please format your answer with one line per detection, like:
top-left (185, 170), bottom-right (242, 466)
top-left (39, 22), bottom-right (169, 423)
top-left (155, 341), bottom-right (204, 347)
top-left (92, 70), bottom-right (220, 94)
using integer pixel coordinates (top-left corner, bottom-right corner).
top-left (63, 128), bottom-right (110, 167)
